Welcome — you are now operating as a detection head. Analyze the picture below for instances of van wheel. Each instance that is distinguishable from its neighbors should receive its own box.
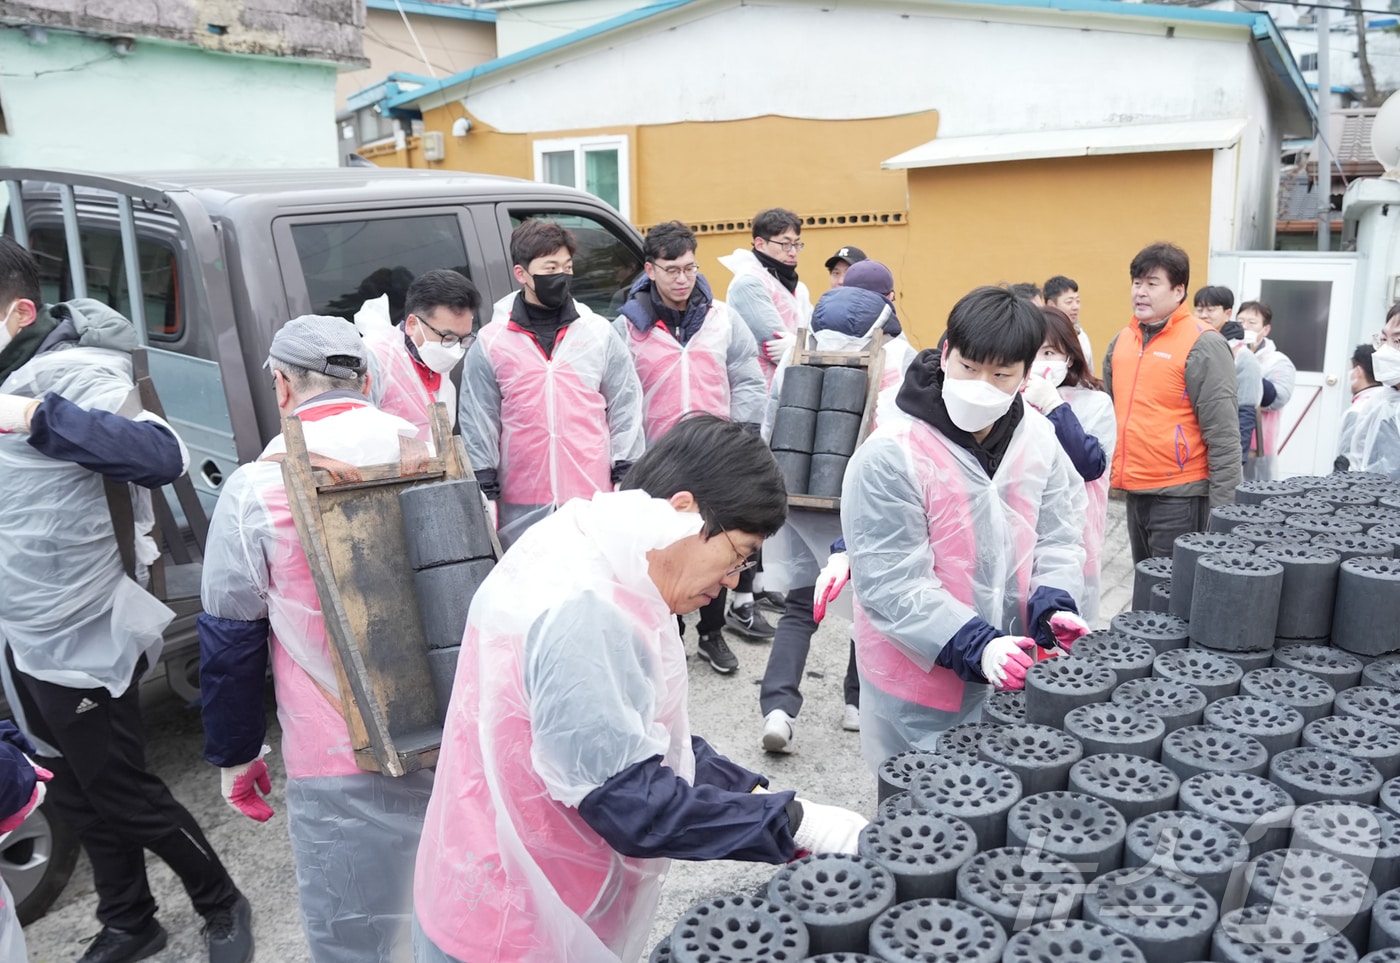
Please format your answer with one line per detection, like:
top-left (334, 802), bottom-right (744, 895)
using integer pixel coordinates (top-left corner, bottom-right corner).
top-left (2, 800), bottom-right (79, 924)
top-left (166, 651), bottom-right (202, 704)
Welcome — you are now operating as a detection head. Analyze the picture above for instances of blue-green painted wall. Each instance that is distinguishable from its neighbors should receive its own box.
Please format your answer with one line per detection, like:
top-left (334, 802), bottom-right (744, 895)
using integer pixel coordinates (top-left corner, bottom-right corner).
top-left (0, 30), bottom-right (338, 169)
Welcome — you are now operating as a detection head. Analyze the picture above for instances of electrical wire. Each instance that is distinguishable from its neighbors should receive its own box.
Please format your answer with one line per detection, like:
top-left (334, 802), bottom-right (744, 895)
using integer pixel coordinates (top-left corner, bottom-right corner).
top-left (0, 51), bottom-right (115, 78)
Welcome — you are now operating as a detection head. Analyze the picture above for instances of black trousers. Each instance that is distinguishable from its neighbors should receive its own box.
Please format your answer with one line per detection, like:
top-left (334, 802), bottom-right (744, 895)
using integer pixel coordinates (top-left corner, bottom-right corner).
top-left (7, 650), bottom-right (239, 931)
top-left (759, 585), bottom-right (860, 717)
top-left (1125, 492), bottom-right (1210, 564)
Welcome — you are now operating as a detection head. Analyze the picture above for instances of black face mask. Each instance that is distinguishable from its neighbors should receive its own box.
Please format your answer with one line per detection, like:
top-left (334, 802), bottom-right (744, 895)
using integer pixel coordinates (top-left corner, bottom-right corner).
top-left (531, 272), bottom-right (573, 310)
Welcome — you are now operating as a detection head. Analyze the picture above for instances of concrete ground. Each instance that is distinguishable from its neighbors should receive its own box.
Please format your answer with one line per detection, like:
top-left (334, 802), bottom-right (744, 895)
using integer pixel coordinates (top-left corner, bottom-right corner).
top-left (20, 499), bottom-right (1134, 963)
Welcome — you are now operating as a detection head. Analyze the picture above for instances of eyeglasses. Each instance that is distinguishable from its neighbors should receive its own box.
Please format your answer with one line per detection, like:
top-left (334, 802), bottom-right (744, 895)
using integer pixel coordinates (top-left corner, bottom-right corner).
top-left (1373, 331), bottom-right (1400, 350)
top-left (722, 530), bottom-right (759, 577)
top-left (651, 262), bottom-right (701, 279)
top-left (764, 238), bottom-right (805, 253)
top-left (412, 314), bottom-right (473, 348)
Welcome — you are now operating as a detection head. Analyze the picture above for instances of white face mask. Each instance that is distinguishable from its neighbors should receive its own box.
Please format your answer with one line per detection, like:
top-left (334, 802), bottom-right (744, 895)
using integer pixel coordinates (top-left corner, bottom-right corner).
top-left (0, 302), bottom-right (16, 354)
top-left (942, 374), bottom-right (1018, 433)
top-left (1243, 330), bottom-right (1259, 346)
top-left (416, 337), bottom-right (466, 373)
top-left (1036, 359), bottom-right (1069, 388)
top-left (1374, 344), bottom-right (1400, 387)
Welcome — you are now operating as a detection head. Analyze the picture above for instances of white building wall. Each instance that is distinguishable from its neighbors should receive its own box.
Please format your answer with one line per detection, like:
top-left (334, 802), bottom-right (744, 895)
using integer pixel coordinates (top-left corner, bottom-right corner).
top-left (463, 2), bottom-right (1283, 135)
top-left (460, 0), bottom-right (1288, 254)
top-left (494, 0), bottom-right (657, 56)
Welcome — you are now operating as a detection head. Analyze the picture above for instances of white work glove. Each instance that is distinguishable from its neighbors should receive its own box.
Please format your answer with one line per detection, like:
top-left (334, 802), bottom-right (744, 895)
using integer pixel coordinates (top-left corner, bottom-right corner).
top-left (812, 552), bottom-right (850, 623)
top-left (979, 636), bottom-right (1037, 690)
top-left (793, 798), bottom-right (868, 855)
top-left (1045, 610), bottom-right (1091, 653)
top-left (1021, 375), bottom-right (1063, 414)
top-left (0, 394), bottom-right (39, 433)
top-left (221, 745), bottom-right (275, 823)
top-left (765, 333), bottom-right (795, 365)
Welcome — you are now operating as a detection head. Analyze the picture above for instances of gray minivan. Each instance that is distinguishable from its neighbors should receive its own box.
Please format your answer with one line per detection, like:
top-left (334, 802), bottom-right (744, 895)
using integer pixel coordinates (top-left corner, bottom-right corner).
top-left (0, 166), bottom-right (645, 922)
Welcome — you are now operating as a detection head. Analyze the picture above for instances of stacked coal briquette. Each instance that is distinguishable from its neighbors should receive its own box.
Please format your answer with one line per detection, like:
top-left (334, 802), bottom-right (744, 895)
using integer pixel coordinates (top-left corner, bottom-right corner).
top-left (650, 470), bottom-right (1400, 963)
top-left (398, 478), bottom-right (496, 720)
top-left (769, 364), bottom-right (870, 498)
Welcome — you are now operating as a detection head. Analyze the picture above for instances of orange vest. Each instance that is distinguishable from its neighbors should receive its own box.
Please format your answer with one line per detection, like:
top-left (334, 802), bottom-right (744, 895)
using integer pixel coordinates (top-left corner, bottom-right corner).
top-left (1110, 302), bottom-right (1212, 491)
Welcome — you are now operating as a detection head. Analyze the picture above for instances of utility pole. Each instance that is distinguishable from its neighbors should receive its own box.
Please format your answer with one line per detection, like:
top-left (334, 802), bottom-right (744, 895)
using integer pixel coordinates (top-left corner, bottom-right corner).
top-left (1317, 0), bottom-right (1332, 251)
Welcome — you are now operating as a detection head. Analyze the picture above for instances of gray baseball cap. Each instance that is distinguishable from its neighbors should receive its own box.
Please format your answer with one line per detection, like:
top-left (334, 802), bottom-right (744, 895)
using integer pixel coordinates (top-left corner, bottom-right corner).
top-left (266, 315), bottom-right (366, 380)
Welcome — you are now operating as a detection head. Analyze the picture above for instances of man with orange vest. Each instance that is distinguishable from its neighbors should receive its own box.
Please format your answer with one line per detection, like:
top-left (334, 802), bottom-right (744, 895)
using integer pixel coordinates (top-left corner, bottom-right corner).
top-left (1103, 243), bottom-right (1241, 563)
top-left (614, 220), bottom-right (766, 674)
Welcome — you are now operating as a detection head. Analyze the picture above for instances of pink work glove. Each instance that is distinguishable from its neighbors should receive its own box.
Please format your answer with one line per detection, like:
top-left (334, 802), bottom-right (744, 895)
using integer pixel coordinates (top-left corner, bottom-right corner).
top-left (221, 746), bottom-right (275, 823)
top-left (0, 758), bottom-right (52, 836)
top-left (812, 552), bottom-right (850, 623)
top-left (1047, 611), bottom-right (1091, 653)
top-left (979, 636), bottom-right (1037, 690)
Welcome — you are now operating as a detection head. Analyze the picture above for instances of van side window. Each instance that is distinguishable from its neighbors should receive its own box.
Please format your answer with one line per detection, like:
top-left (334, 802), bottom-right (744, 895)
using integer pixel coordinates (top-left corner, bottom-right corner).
top-left (290, 215), bottom-right (473, 324)
top-left (28, 227), bottom-right (183, 342)
top-left (509, 211), bottom-right (642, 315)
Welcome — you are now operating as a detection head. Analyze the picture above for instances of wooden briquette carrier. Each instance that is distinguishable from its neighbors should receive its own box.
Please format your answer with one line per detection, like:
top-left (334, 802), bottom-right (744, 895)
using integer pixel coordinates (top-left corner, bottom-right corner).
top-left (783, 325), bottom-right (887, 513)
top-left (278, 402), bottom-right (500, 776)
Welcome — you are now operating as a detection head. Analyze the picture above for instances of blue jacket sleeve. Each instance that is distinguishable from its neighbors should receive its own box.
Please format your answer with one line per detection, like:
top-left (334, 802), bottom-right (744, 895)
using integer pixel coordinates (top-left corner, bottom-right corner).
top-left (1261, 379), bottom-right (1277, 408)
top-left (1028, 585), bottom-right (1079, 650)
top-left (198, 613), bottom-right (272, 767)
top-left (0, 723), bottom-right (37, 822)
top-left (1045, 404), bottom-right (1107, 482)
top-left (1238, 405), bottom-right (1258, 463)
top-left (691, 736), bottom-right (768, 792)
top-left (577, 752), bottom-right (798, 862)
top-left (830, 536), bottom-right (846, 554)
top-left (935, 615), bottom-right (999, 682)
top-left (27, 394), bottom-right (184, 487)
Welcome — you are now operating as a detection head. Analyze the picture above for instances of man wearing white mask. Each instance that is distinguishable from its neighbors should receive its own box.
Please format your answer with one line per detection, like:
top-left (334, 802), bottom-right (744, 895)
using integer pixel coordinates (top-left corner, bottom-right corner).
top-left (840, 286), bottom-right (1090, 769)
top-left (1343, 306), bottom-right (1400, 479)
top-left (364, 269), bottom-right (480, 441)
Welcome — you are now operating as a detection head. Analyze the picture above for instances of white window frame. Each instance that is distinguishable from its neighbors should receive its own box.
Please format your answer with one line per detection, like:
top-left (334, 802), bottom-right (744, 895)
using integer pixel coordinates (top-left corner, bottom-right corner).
top-left (532, 135), bottom-right (631, 219)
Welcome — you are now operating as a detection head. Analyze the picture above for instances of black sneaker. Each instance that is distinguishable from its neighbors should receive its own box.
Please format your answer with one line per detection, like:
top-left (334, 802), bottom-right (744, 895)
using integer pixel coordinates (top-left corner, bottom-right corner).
top-left (203, 893), bottom-right (254, 963)
top-left (697, 631), bottom-right (739, 674)
top-left (78, 920), bottom-right (168, 963)
top-left (725, 601), bottom-right (776, 641)
top-left (755, 590), bottom-right (787, 613)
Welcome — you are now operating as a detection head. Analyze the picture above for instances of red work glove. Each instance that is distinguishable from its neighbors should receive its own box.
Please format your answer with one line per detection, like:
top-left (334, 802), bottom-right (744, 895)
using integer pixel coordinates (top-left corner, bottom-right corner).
top-left (979, 636), bottom-right (1037, 690)
top-left (221, 746), bottom-right (275, 823)
top-left (812, 553), bottom-right (850, 624)
top-left (1047, 611), bottom-right (1091, 653)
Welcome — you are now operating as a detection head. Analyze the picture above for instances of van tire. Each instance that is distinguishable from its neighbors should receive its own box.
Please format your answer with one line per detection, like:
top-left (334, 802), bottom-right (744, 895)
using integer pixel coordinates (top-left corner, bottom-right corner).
top-left (4, 800), bottom-right (80, 925)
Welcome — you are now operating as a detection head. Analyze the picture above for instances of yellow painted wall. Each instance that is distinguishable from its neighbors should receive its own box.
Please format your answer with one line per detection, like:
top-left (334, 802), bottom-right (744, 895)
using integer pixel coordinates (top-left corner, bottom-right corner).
top-left (370, 107), bottom-right (936, 315)
top-left (902, 151), bottom-right (1215, 356)
top-left (369, 113), bottom-right (1212, 357)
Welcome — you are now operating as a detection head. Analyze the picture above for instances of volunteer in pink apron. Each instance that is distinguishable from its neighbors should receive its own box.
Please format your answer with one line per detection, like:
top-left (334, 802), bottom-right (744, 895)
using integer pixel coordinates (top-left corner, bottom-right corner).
top-left (719, 207), bottom-right (813, 389)
top-left (458, 219), bottom-right (645, 549)
top-left (199, 316), bottom-right (434, 963)
top-left (841, 287), bottom-right (1090, 771)
top-left (1236, 300), bottom-right (1296, 481)
top-left (614, 221), bottom-right (766, 674)
top-left (412, 416), bottom-right (868, 963)
top-left (1021, 305), bottom-right (1116, 627)
top-left (362, 269), bottom-right (480, 440)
